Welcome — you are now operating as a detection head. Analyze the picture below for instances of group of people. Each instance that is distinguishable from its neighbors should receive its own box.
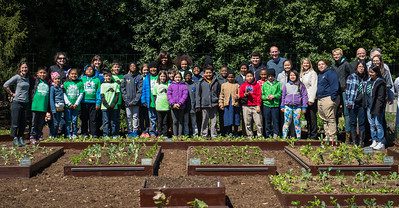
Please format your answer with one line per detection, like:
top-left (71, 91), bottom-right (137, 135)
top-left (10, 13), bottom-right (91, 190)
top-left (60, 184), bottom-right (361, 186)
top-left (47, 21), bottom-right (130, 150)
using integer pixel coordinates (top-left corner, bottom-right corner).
top-left (3, 46), bottom-right (395, 151)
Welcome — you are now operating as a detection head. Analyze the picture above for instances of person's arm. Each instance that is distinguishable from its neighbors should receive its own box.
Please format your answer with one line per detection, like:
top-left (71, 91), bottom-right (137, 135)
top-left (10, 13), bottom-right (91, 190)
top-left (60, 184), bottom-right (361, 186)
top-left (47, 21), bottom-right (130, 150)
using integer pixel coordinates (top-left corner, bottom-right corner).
top-left (261, 84), bottom-right (267, 101)
top-left (64, 93), bottom-right (71, 106)
top-left (376, 83), bottom-right (387, 114)
top-left (219, 85), bottom-right (225, 108)
top-left (195, 82), bottom-right (201, 109)
top-left (308, 71), bottom-right (318, 103)
top-left (121, 77), bottom-right (128, 104)
top-left (133, 76), bottom-right (143, 105)
top-left (3, 75), bottom-right (18, 96)
top-left (345, 75), bottom-right (356, 108)
top-left (180, 85), bottom-right (189, 106)
top-left (167, 84), bottom-right (174, 105)
top-left (95, 84), bottom-right (101, 109)
top-left (101, 93), bottom-right (110, 109)
top-left (49, 86), bottom-right (56, 113)
top-left (330, 70), bottom-right (340, 101)
top-left (300, 83), bottom-right (308, 111)
top-left (280, 85), bottom-right (287, 109)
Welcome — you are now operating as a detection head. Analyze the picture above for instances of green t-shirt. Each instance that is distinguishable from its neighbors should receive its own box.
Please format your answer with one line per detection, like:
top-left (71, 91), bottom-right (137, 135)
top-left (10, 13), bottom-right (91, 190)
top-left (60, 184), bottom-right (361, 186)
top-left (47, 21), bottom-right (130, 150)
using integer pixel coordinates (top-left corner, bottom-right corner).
top-left (31, 79), bottom-right (49, 112)
top-left (82, 76), bottom-right (101, 101)
top-left (153, 82), bottom-right (170, 111)
top-left (149, 75), bottom-right (158, 108)
top-left (112, 74), bottom-right (124, 107)
top-left (64, 80), bottom-right (84, 109)
top-left (101, 82), bottom-right (120, 110)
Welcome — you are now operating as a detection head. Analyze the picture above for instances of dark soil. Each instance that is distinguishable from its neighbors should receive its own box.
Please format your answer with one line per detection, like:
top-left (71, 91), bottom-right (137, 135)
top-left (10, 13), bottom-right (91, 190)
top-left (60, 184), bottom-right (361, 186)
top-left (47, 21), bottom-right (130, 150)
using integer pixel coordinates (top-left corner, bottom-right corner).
top-left (0, 144), bottom-right (303, 207)
top-left (145, 176), bottom-right (222, 188)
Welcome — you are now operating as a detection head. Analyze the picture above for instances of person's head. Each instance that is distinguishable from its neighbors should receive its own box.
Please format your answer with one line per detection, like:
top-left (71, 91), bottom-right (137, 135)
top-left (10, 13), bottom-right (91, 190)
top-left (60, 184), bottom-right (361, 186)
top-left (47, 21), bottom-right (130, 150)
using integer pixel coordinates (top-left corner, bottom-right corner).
top-left (239, 63), bottom-right (248, 75)
top-left (141, 64), bottom-right (149, 76)
top-left (372, 54), bottom-right (383, 68)
top-left (269, 46), bottom-right (280, 59)
top-left (356, 48), bottom-right (367, 60)
top-left (54, 52), bottom-right (67, 67)
top-left (168, 69), bottom-right (177, 81)
top-left (51, 72), bottom-right (61, 86)
top-left (355, 60), bottom-right (366, 75)
top-left (157, 70), bottom-right (168, 84)
top-left (250, 51), bottom-right (261, 66)
top-left (289, 70), bottom-right (299, 82)
top-left (368, 65), bottom-right (381, 80)
top-left (158, 51), bottom-right (172, 66)
top-left (68, 68), bottom-right (79, 81)
top-left (220, 65), bottom-right (228, 78)
top-left (370, 48), bottom-right (382, 59)
top-left (85, 65), bottom-right (94, 77)
top-left (283, 60), bottom-right (293, 72)
top-left (176, 54), bottom-right (192, 70)
top-left (91, 55), bottom-right (102, 69)
top-left (245, 71), bottom-right (254, 83)
top-left (174, 72), bottom-right (183, 82)
top-left (184, 71), bottom-right (193, 82)
top-left (192, 65), bottom-right (201, 75)
top-left (301, 58), bottom-right (313, 72)
top-left (259, 68), bottom-right (267, 81)
top-left (17, 61), bottom-right (29, 77)
top-left (148, 62), bottom-right (158, 75)
top-left (203, 66), bottom-right (214, 81)
top-left (227, 72), bottom-right (235, 83)
top-left (332, 48), bottom-right (343, 61)
top-left (103, 71), bottom-right (112, 83)
top-left (317, 60), bottom-right (329, 72)
top-left (36, 67), bottom-right (47, 80)
top-left (129, 63), bottom-right (137, 73)
top-left (111, 62), bottom-right (120, 75)
top-left (267, 68), bottom-right (276, 82)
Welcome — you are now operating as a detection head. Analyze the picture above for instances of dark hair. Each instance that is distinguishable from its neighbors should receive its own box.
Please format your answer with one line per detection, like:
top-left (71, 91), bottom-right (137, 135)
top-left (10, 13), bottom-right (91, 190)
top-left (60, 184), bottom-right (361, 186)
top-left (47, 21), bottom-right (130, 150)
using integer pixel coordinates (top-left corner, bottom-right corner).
top-left (204, 65), bottom-right (214, 72)
top-left (175, 54), bottom-right (193, 67)
top-left (91, 55), bottom-right (102, 64)
top-left (54, 52), bottom-right (67, 63)
top-left (157, 70), bottom-right (169, 83)
top-left (103, 70), bottom-right (112, 77)
top-left (67, 68), bottom-right (79, 80)
top-left (184, 71), bottom-right (193, 78)
top-left (240, 63), bottom-right (249, 69)
top-left (289, 70), bottom-right (300, 83)
top-left (318, 59), bottom-right (330, 66)
top-left (355, 60), bottom-right (366, 74)
top-left (283, 59), bottom-right (293, 72)
top-left (245, 70), bottom-right (254, 76)
top-left (157, 51), bottom-right (173, 70)
top-left (251, 51), bottom-right (261, 58)
top-left (369, 64), bottom-right (382, 77)
top-left (37, 66), bottom-right (47, 73)
top-left (227, 71), bottom-right (235, 77)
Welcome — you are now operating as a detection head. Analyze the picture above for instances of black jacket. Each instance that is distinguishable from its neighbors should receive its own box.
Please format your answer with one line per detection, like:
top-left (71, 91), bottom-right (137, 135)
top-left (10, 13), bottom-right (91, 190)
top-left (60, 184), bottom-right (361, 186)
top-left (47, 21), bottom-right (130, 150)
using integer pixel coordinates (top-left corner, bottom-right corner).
top-left (333, 57), bottom-right (354, 92)
top-left (367, 77), bottom-right (386, 115)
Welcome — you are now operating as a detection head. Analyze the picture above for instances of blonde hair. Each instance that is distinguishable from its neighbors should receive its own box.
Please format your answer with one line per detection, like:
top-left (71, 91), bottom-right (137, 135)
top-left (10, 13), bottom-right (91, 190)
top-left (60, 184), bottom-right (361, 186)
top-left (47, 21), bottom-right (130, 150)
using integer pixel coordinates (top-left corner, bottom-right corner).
top-left (332, 48), bottom-right (343, 55)
top-left (300, 58), bottom-right (314, 78)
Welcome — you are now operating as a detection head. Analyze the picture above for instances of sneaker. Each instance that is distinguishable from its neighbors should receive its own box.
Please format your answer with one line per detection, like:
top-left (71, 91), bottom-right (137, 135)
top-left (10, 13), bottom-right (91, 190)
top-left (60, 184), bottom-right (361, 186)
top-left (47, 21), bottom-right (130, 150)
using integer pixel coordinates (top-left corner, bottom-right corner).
top-left (18, 137), bottom-right (25, 146)
top-left (140, 132), bottom-right (150, 138)
top-left (13, 137), bottom-right (19, 146)
top-left (131, 131), bottom-right (138, 138)
top-left (373, 142), bottom-right (385, 150)
top-left (30, 138), bottom-right (37, 145)
top-left (369, 140), bottom-right (378, 148)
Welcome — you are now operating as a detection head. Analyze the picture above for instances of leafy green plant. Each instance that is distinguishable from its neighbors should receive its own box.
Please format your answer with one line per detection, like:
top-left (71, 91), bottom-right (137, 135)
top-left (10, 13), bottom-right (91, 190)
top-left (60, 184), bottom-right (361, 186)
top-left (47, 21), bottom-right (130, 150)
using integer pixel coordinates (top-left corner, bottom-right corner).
top-left (153, 191), bottom-right (170, 208)
top-left (187, 198), bottom-right (208, 208)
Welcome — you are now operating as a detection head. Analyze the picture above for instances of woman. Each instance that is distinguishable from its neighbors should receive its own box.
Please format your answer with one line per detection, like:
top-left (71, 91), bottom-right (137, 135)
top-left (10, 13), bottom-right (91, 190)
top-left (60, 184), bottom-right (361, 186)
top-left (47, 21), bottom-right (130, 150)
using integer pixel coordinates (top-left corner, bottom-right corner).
top-left (3, 61), bottom-right (32, 146)
top-left (366, 65), bottom-right (387, 150)
top-left (345, 60), bottom-right (368, 146)
top-left (49, 52), bottom-right (69, 84)
top-left (316, 60), bottom-right (339, 144)
top-left (300, 58), bottom-right (318, 139)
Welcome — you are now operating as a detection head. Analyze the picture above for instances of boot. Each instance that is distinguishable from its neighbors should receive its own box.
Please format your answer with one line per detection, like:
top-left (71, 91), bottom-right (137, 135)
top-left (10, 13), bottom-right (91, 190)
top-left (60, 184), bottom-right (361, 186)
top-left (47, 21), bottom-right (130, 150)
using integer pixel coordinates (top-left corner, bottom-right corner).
top-left (350, 131), bottom-right (358, 145)
top-left (345, 132), bottom-right (351, 144)
top-left (359, 131), bottom-right (365, 147)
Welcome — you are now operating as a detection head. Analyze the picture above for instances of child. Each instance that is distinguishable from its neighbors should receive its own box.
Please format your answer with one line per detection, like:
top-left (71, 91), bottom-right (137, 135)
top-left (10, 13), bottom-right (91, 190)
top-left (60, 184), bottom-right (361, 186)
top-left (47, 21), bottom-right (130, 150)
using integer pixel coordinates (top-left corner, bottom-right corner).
top-left (277, 60), bottom-right (293, 85)
top-left (239, 71), bottom-right (263, 137)
top-left (219, 72), bottom-right (240, 136)
top-left (63, 68), bottom-right (84, 138)
top-left (80, 65), bottom-right (101, 137)
top-left (183, 71), bottom-right (198, 136)
top-left (141, 62), bottom-right (159, 137)
top-left (236, 63), bottom-right (248, 85)
top-left (192, 64), bottom-right (202, 83)
top-left (101, 71), bottom-right (120, 137)
top-left (196, 66), bottom-right (221, 138)
top-left (167, 72), bottom-right (189, 136)
top-left (153, 70), bottom-right (170, 137)
top-left (121, 62), bottom-right (143, 138)
top-left (176, 54), bottom-right (192, 75)
top-left (261, 68), bottom-right (281, 138)
top-left (257, 68), bottom-right (267, 86)
top-left (217, 65), bottom-right (228, 84)
top-left (281, 70), bottom-right (308, 139)
top-left (49, 72), bottom-right (65, 138)
top-left (139, 63), bottom-right (150, 136)
top-left (111, 62), bottom-right (124, 134)
top-left (29, 67), bottom-right (50, 144)
top-left (167, 69), bottom-right (177, 84)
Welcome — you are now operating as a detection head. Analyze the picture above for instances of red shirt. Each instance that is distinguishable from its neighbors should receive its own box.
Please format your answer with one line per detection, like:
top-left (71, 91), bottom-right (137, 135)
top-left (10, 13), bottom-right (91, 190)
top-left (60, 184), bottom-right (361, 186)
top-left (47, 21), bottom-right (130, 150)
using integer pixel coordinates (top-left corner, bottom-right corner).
top-left (239, 81), bottom-right (261, 106)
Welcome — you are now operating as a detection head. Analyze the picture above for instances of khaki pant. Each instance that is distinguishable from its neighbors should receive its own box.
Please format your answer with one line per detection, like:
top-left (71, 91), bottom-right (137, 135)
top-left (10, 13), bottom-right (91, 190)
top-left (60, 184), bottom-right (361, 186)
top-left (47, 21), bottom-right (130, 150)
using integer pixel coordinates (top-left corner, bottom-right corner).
top-left (318, 96), bottom-right (337, 141)
top-left (242, 106), bottom-right (263, 137)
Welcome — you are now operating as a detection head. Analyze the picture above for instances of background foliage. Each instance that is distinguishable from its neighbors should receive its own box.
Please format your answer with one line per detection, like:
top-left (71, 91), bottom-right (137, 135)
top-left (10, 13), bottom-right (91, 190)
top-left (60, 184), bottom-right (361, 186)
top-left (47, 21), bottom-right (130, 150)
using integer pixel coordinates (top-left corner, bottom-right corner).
top-left (1, 0), bottom-right (398, 79)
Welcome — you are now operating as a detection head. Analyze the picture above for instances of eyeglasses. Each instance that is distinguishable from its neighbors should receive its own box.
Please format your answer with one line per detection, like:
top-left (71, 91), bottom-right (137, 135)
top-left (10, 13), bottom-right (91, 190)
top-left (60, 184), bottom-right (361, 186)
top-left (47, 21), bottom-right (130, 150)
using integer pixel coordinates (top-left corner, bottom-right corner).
top-left (57, 57), bottom-right (66, 60)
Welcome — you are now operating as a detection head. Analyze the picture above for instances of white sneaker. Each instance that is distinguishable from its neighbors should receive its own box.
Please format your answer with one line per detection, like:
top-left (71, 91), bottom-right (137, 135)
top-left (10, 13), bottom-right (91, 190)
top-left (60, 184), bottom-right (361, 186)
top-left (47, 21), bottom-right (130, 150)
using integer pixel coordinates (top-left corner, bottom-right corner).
top-left (369, 140), bottom-right (378, 148)
top-left (373, 142), bottom-right (385, 151)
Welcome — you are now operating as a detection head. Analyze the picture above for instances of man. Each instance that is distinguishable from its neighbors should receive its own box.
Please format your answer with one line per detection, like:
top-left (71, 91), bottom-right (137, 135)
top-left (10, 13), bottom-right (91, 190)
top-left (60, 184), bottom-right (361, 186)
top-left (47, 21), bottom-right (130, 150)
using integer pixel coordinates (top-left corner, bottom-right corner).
top-left (266, 46), bottom-right (286, 76)
top-left (331, 48), bottom-right (354, 143)
top-left (248, 52), bottom-right (265, 80)
top-left (351, 48), bottom-right (368, 69)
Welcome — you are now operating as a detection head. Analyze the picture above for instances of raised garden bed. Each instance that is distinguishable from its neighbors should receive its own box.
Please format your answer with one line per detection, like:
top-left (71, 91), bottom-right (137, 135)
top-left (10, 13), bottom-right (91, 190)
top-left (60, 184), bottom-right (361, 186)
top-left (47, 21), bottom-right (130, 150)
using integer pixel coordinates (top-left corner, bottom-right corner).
top-left (140, 177), bottom-right (226, 207)
top-left (387, 146), bottom-right (399, 160)
top-left (270, 170), bottom-right (399, 207)
top-left (0, 145), bottom-right (64, 178)
top-left (64, 143), bottom-right (161, 177)
top-left (285, 144), bottom-right (398, 175)
top-left (187, 145), bottom-right (277, 176)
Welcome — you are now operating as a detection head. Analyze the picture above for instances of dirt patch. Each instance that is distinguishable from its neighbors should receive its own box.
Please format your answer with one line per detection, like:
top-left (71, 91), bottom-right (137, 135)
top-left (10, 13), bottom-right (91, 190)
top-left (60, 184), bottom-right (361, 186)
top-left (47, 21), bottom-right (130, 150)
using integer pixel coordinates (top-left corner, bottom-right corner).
top-left (145, 176), bottom-right (222, 188)
top-left (0, 146), bottom-right (57, 166)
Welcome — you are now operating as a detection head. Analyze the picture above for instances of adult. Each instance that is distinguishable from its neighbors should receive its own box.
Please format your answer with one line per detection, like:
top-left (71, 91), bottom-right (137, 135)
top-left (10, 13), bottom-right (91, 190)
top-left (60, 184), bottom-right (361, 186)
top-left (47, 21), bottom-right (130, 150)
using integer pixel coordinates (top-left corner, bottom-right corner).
top-left (299, 58), bottom-right (318, 139)
top-left (316, 60), bottom-right (339, 144)
top-left (266, 46), bottom-right (287, 76)
top-left (3, 61), bottom-right (32, 146)
top-left (248, 52), bottom-right (266, 80)
top-left (49, 52), bottom-right (70, 83)
top-left (345, 60), bottom-right (368, 146)
top-left (157, 51), bottom-right (176, 71)
top-left (351, 48), bottom-right (369, 69)
top-left (331, 48), bottom-right (354, 143)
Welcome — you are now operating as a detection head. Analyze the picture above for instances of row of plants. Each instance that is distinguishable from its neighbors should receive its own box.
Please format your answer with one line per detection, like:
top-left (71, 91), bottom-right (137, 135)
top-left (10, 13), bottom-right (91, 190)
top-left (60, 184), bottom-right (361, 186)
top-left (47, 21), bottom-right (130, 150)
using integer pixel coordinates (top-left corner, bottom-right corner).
top-left (0, 145), bottom-right (55, 166)
top-left (270, 169), bottom-right (399, 195)
top-left (69, 142), bottom-right (159, 165)
top-left (292, 196), bottom-right (396, 208)
top-left (296, 143), bottom-right (387, 165)
top-left (189, 145), bottom-right (265, 165)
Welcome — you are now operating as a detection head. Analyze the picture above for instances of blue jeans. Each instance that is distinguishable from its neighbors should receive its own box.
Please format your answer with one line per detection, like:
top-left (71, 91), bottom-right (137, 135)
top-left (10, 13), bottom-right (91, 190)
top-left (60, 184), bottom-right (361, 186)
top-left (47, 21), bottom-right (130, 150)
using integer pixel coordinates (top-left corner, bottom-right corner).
top-left (367, 108), bottom-right (386, 145)
top-left (65, 109), bottom-right (79, 137)
top-left (348, 105), bottom-right (366, 133)
top-left (262, 106), bottom-right (280, 138)
top-left (342, 92), bottom-right (351, 132)
top-left (50, 112), bottom-right (64, 137)
top-left (148, 107), bottom-right (157, 136)
top-left (102, 109), bottom-right (119, 136)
